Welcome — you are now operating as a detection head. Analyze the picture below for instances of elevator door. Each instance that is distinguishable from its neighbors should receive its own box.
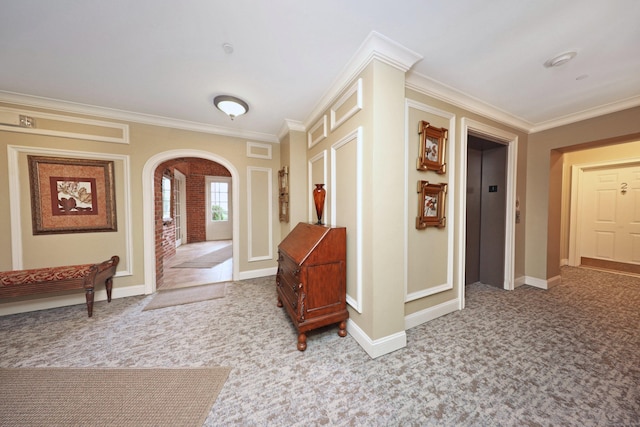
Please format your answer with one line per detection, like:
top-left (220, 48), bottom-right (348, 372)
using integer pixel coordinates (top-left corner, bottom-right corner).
top-left (466, 137), bottom-right (508, 287)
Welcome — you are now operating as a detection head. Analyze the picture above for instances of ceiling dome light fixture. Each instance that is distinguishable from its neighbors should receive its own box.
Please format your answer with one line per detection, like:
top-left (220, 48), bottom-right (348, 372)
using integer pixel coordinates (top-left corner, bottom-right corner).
top-left (213, 95), bottom-right (249, 120)
top-left (543, 51), bottom-right (577, 68)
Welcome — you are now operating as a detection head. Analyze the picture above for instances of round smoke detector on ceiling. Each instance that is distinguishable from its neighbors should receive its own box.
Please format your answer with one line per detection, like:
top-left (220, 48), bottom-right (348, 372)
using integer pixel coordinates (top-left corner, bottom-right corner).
top-left (222, 43), bottom-right (234, 54)
top-left (544, 51), bottom-right (577, 68)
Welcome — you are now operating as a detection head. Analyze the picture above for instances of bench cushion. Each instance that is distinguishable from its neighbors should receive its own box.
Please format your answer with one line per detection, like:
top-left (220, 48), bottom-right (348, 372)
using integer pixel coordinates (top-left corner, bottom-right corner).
top-left (0, 264), bottom-right (93, 287)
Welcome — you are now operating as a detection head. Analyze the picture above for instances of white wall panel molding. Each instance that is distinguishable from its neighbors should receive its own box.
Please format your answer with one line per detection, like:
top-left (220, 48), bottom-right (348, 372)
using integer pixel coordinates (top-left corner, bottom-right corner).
top-left (247, 166), bottom-right (273, 262)
top-left (308, 115), bottom-right (327, 148)
top-left (0, 106), bottom-right (129, 144)
top-left (246, 141), bottom-right (272, 159)
top-left (308, 150), bottom-right (328, 222)
top-left (404, 100), bottom-right (456, 303)
top-left (7, 145), bottom-right (133, 275)
top-left (331, 127), bottom-right (363, 313)
top-left (330, 78), bottom-right (363, 132)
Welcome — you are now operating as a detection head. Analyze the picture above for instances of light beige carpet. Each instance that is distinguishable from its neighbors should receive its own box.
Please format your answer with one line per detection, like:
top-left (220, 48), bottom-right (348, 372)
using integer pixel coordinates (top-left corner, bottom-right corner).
top-left (172, 244), bottom-right (232, 268)
top-left (0, 367), bottom-right (231, 427)
top-left (143, 282), bottom-right (226, 311)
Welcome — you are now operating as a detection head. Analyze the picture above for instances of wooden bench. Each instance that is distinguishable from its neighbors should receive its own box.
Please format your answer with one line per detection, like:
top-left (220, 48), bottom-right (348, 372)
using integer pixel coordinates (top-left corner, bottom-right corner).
top-left (0, 256), bottom-right (119, 317)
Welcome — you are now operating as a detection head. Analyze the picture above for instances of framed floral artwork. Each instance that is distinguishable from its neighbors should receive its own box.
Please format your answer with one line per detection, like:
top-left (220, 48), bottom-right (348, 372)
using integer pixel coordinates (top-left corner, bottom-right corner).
top-left (28, 156), bottom-right (117, 234)
top-left (416, 180), bottom-right (447, 229)
top-left (417, 120), bottom-right (447, 174)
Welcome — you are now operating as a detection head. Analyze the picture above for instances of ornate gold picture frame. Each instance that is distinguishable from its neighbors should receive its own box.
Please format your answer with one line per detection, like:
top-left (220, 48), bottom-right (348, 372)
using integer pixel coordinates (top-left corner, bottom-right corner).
top-left (417, 120), bottom-right (447, 174)
top-left (416, 180), bottom-right (447, 229)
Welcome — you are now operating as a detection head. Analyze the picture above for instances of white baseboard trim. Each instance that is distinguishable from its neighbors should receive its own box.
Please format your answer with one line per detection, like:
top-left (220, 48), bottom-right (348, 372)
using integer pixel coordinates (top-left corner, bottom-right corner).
top-left (560, 258), bottom-right (569, 267)
top-left (522, 275), bottom-right (562, 290)
top-left (404, 298), bottom-right (459, 330)
top-left (515, 275), bottom-right (527, 288)
top-left (0, 284), bottom-right (146, 317)
top-left (237, 267), bottom-right (277, 281)
top-left (346, 319), bottom-right (407, 359)
top-left (547, 275), bottom-right (562, 288)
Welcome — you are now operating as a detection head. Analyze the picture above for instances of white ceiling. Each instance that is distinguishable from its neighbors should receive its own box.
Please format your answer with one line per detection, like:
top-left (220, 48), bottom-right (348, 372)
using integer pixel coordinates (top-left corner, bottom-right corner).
top-left (1, 0), bottom-right (639, 141)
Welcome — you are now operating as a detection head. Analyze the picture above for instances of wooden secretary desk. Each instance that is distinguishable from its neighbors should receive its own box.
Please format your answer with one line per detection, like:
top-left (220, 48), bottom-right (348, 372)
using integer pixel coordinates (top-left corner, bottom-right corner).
top-left (276, 222), bottom-right (348, 351)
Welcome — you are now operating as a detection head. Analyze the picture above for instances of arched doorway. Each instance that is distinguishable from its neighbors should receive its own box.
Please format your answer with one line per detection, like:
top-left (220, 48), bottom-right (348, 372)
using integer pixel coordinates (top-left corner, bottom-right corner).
top-left (142, 150), bottom-right (240, 294)
top-left (155, 157), bottom-right (233, 289)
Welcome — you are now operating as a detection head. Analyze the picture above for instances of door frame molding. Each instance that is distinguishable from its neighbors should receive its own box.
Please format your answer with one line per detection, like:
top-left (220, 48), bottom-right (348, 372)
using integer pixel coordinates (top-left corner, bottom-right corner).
top-left (142, 150), bottom-right (240, 294)
top-left (204, 175), bottom-right (233, 241)
top-left (459, 118), bottom-right (518, 308)
top-left (174, 169), bottom-right (186, 247)
top-left (568, 157), bottom-right (640, 266)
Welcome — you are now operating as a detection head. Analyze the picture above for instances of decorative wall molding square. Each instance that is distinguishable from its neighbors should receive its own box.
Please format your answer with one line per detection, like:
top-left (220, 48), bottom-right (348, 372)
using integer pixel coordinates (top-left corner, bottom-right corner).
top-left (307, 115), bottom-right (327, 148)
top-left (330, 78), bottom-right (362, 132)
top-left (331, 127), bottom-right (363, 313)
top-left (246, 141), bottom-right (272, 159)
top-left (0, 106), bottom-right (129, 144)
top-left (246, 166), bottom-right (273, 262)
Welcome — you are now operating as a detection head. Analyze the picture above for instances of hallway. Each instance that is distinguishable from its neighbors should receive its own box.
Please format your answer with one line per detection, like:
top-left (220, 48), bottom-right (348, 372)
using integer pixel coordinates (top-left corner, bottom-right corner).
top-left (161, 240), bottom-right (232, 290)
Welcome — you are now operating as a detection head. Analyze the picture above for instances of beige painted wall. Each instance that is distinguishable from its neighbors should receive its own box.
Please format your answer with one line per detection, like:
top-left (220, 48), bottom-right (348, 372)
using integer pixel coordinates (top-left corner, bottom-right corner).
top-left (0, 103), bottom-right (281, 314)
top-left (526, 106), bottom-right (640, 280)
top-left (405, 88), bottom-right (529, 311)
top-left (302, 59), bottom-right (408, 342)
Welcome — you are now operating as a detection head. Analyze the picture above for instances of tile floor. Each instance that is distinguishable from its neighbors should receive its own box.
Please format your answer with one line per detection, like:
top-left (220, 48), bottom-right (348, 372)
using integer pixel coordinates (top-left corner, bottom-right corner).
top-left (161, 240), bottom-right (232, 290)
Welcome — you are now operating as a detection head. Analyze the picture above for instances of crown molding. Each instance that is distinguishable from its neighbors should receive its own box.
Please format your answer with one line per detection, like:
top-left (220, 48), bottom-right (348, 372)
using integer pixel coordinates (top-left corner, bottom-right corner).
top-left (303, 31), bottom-right (423, 130)
top-left (406, 72), bottom-right (640, 135)
top-left (528, 95), bottom-right (640, 133)
top-left (0, 91), bottom-right (279, 143)
top-left (405, 71), bottom-right (533, 133)
top-left (277, 118), bottom-right (305, 141)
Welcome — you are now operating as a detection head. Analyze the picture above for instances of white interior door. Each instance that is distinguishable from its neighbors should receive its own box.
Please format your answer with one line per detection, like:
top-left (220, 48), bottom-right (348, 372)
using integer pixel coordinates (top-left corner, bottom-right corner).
top-left (205, 176), bottom-right (232, 241)
top-left (579, 164), bottom-right (640, 264)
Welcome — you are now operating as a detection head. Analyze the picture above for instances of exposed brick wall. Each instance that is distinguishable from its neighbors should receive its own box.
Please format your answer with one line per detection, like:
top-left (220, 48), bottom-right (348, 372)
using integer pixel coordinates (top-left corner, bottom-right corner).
top-left (153, 157), bottom-right (230, 288)
top-left (186, 174), bottom-right (206, 243)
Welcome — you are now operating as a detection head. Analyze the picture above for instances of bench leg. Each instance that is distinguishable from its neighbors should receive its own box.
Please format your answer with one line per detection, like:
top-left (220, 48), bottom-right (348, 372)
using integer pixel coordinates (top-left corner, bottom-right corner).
top-left (85, 289), bottom-right (94, 317)
top-left (106, 277), bottom-right (113, 303)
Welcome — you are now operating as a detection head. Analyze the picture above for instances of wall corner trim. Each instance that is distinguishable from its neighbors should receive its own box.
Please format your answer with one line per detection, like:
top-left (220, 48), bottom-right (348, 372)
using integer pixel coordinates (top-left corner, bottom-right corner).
top-left (522, 275), bottom-right (556, 289)
top-left (346, 320), bottom-right (407, 359)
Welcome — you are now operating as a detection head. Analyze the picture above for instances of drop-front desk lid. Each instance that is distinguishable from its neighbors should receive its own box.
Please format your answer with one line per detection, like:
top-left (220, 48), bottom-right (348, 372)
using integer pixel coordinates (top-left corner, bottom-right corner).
top-left (278, 222), bottom-right (345, 266)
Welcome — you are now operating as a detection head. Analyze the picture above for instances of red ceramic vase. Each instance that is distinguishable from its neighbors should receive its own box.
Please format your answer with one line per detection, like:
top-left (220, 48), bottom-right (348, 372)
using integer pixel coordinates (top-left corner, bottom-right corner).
top-left (313, 184), bottom-right (326, 225)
